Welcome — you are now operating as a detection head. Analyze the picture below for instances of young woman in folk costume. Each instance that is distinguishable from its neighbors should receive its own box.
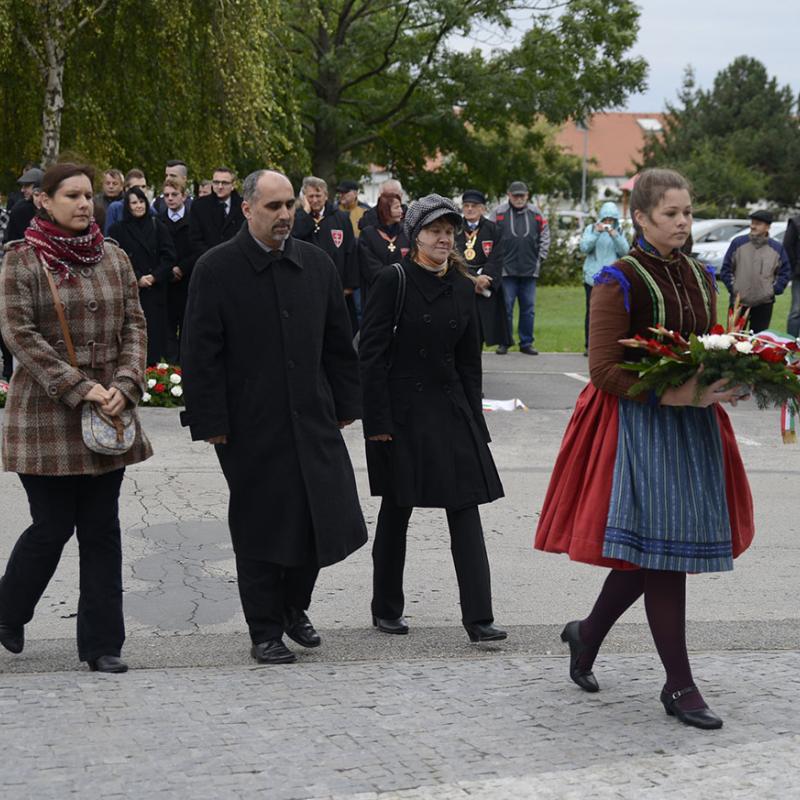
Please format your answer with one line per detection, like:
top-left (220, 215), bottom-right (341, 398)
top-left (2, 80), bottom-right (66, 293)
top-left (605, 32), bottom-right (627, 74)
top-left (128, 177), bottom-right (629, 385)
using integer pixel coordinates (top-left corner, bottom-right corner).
top-left (535, 169), bottom-right (755, 729)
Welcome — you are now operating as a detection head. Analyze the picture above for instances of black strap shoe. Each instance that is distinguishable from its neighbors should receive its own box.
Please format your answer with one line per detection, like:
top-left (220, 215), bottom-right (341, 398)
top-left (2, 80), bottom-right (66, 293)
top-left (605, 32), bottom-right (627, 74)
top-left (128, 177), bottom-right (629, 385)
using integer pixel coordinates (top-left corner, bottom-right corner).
top-left (372, 615), bottom-right (409, 634)
top-left (660, 686), bottom-right (723, 730)
top-left (0, 620), bottom-right (24, 654)
top-left (464, 621), bottom-right (507, 642)
top-left (560, 620), bottom-right (600, 692)
top-left (284, 608), bottom-right (321, 648)
top-left (88, 655), bottom-right (128, 673)
top-left (251, 638), bottom-right (297, 664)
top-left (520, 345), bottom-right (539, 355)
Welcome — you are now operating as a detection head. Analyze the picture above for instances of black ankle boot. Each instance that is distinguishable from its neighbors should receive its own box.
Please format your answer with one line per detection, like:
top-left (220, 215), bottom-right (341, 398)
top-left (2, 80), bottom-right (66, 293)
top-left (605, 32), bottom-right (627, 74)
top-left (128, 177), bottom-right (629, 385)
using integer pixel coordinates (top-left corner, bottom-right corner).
top-left (560, 620), bottom-right (599, 692)
top-left (0, 619), bottom-right (24, 654)
top-left (464, 622), bottom-right (507, 642)
top-left (372, 615), bottom-right (409, 634)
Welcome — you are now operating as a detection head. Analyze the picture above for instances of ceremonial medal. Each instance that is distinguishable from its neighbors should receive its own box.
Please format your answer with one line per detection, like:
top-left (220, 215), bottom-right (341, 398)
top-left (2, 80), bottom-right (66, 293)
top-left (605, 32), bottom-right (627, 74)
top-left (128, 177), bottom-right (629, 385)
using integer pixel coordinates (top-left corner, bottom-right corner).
top-left (463, 229), bottom-right (478, 261)
top-left (378, 229), bottom-right (398, 253)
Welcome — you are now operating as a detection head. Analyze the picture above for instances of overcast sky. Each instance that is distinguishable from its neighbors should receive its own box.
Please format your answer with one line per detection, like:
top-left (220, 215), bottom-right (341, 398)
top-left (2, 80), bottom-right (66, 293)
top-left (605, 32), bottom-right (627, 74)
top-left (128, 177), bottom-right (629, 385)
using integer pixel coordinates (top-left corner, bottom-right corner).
top-left (624, 0), bottom-right (799, 111)
top-left (453, 0), bottom-right (799, 113)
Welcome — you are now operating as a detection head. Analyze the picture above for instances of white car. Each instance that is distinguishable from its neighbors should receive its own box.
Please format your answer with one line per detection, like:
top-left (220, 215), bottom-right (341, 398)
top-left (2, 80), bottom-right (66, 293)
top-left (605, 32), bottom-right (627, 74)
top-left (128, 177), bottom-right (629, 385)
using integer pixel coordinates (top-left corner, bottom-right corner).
top-left (693, 220), bottom-right (789, 273)
top-left (691, 219), bottom-right (750, 271)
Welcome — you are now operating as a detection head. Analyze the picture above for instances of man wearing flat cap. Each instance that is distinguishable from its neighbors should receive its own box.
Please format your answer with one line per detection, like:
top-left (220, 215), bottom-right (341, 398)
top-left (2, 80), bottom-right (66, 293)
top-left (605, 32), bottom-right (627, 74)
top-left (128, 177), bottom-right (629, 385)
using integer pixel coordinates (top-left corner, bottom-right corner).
top-left (3, 168), bottom-right (44, 245)
top-left (491, 180), bottom-right (550, 355)
top-left (720, 209), bottom-right (790, 332)
top-left (335, 180), bottom-right (369, 238)
top-left (455, 190), bottom-right (511, 349)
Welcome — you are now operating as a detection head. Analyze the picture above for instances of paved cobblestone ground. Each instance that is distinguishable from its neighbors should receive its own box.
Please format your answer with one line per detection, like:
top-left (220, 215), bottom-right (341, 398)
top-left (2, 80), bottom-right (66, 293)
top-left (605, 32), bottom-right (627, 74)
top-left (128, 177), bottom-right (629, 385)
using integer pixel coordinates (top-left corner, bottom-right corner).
top-left (1, 357), bottom-right (799, 797)
top-left (0, 651), bottom-right (797, 799)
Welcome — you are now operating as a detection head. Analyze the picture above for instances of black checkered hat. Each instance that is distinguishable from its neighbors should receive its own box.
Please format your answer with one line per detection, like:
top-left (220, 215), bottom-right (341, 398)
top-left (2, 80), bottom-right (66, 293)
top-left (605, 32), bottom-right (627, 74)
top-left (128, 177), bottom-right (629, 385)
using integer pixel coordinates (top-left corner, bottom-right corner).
top-left (403, 194), bottom-right (462, 244)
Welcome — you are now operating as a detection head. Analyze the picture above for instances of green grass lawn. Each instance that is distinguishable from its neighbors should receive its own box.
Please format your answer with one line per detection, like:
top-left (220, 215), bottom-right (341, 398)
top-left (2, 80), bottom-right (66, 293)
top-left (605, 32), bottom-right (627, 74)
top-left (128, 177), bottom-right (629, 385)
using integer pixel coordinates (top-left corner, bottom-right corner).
top-left (496, 284), bottom-right (795, 353)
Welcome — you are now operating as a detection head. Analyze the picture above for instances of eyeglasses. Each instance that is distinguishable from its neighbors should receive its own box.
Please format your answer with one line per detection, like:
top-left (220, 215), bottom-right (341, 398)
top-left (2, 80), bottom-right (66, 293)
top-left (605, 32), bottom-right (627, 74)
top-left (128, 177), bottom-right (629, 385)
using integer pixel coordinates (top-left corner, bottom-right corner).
top-left (212, 180), bottom-right (232, 186)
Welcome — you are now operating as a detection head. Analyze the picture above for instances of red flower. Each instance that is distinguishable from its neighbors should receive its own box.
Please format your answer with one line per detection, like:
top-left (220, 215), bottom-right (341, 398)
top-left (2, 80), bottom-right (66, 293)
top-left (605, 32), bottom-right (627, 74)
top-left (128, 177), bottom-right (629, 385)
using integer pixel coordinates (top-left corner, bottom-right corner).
top-left (710, 324), bottom-right (725, 335)
top-left (154, 383), bottom-right (166, 393)
top-left (758, 348), bottom-right (785, 364)
top-left (156, 368), bottom-right (168, 376)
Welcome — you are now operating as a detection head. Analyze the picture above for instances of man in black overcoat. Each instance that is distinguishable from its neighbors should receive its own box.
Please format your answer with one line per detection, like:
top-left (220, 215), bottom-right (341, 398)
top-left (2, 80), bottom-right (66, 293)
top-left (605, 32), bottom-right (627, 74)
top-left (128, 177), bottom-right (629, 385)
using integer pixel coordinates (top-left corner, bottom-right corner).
top-left (188, 166), bottom-right (245, 261)
top-left (292, 176), bottom-right (359, 332)
top-left (454, 189), bottom-right (512, 349)
top-left (181, 169), bottom-right (367, 665)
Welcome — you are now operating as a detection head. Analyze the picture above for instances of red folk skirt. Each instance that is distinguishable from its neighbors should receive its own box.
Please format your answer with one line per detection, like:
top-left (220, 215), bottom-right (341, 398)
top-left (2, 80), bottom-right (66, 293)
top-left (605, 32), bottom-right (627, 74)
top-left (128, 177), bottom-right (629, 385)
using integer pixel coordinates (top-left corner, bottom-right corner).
top-left (534, 383), bottom-right (755, 569)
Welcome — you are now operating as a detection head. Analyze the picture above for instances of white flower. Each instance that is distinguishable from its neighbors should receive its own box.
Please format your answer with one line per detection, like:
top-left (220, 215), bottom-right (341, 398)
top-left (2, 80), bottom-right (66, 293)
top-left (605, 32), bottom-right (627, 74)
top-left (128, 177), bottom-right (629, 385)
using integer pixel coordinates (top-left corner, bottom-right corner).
top-left (142, 392), bottom-right (152, 403)
top-left (699, 333), bottom-right (735, 351)
top-left (169, 373), bottom-right (182, 384)
top-left (147, 378), bottom-right (157, 388)
top-left (170, 385), bottom-right (183, 397)
top-left (734, 340), bottom-right (754, 354)
top-left (157, 362), bottom-right (169, 370)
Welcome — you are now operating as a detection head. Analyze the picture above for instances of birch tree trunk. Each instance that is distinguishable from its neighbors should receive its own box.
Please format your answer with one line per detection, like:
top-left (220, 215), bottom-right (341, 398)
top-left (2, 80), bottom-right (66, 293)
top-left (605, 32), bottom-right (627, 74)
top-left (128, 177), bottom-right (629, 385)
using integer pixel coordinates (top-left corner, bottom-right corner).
top-left (40, 15), bottom-right (66, 166)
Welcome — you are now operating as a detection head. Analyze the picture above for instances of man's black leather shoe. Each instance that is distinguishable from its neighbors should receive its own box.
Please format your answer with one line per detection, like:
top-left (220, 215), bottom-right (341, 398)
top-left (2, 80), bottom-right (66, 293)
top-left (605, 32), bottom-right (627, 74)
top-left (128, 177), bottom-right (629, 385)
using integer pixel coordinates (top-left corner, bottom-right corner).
top-left (251, 639), bottom-right (297, 664)
top-left (520, 345), bottom-right (539, 355)
top-left (0, 620), bottom-right (24, 654)
top-left (372, 615), bottom-right (409, 634)
top-left (464, 622), bottom-right (507, 642)
top-left (661, 686), bottom-right (723, 730)
top-left (284, 608), bottom-right (321, 648)
top-left (88, 655), bottom-right (128, 673)
top-left (560, 620), bottom-right (600, 692)
top-left (496, 345), bottom-right (508, 355)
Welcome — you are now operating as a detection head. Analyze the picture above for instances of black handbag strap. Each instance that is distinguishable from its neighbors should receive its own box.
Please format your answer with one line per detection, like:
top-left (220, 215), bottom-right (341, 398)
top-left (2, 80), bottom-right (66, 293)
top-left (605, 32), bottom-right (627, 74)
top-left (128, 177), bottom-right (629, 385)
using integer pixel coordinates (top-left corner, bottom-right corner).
top-left (390, 262), bottom-right (406, 336)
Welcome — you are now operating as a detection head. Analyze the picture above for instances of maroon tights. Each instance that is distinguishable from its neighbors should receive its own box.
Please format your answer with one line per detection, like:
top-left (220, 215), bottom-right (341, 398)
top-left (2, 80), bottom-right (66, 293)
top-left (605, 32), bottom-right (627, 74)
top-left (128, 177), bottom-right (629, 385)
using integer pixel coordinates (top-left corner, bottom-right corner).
top-left (578, 568), bottom-right (706, 711)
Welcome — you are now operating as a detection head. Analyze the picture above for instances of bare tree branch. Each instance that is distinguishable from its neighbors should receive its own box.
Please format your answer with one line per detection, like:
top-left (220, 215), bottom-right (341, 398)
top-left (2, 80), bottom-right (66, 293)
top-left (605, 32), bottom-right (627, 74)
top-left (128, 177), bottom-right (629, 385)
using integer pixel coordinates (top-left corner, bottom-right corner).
top-left (340, 111), bottom-right (416, 152)
top-left (337, 1), bottom-right (412, 95)
top-left (65, 0), bottom-right (115, 42)
top-left (15, 26), bottom-right (47, 79)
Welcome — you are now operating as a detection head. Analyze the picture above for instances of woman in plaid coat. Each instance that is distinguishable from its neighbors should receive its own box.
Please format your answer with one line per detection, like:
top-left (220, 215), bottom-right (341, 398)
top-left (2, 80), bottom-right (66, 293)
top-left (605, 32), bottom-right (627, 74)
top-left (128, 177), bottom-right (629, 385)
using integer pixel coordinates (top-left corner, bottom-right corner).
top-left (0, 163), bottom-right (152, 673)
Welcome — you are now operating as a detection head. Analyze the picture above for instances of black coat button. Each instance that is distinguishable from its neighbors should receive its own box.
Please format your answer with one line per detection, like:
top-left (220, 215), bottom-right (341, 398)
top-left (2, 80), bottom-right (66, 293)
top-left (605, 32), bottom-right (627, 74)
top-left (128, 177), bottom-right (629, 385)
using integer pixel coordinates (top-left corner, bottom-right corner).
top-left (449, 319), bottom-right (457, 329)
top-left (415, 382), bottom-right (423, 392)
top-left (292, 410), bottom-right (300, 418)
top-left (81, 267), bottom-right (93, 278)
top-left (87, 300), bottom-right (99, 312)
top-left (287, 360), bottom-right (295, 369)
top-left (418, 348), bottom-right (427, 359)
top-left (423, 314), bottom-right (431, 323)
top-left (281, 309), bottom-right (290, 319)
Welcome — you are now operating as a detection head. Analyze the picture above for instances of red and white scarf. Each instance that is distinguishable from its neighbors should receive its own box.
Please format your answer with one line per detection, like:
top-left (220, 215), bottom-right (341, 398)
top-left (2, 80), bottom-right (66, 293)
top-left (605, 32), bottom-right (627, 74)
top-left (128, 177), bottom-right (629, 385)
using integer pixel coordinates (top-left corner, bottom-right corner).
top-left (24, 216), bottom-right (105, 285)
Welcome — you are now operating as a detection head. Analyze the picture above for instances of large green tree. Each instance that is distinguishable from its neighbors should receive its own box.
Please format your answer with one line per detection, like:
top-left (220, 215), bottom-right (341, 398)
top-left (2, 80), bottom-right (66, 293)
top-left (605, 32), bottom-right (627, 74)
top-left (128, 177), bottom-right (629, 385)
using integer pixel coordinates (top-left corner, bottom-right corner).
top-left (641, 58), bottom-right (800, 212)
top-left (284, 0), bottom-right (647, 192)
top-left (0, 0), bottom-right (301, 189)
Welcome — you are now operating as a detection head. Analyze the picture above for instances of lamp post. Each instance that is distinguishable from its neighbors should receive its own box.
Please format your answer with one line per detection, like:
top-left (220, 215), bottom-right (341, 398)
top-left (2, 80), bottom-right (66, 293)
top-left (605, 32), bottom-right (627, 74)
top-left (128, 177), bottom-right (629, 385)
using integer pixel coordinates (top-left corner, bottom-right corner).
top-left (576, 118), bottom-right (589, 213)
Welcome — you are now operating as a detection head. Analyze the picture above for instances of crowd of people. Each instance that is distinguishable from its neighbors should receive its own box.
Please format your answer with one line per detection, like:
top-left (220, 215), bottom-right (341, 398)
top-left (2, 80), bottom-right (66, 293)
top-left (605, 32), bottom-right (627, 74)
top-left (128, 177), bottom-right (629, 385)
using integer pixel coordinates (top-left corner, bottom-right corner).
top-left (0, 158), bottom-right (791, 734)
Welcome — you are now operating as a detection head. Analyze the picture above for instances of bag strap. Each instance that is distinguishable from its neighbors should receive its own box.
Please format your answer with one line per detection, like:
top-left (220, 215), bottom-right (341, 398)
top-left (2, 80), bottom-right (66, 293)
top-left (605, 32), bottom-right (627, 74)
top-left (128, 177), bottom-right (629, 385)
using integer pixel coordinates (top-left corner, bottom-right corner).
top-left (42, 265), bottom-right (78, 368)
top-left (390, 262), bottom-right (406, 336)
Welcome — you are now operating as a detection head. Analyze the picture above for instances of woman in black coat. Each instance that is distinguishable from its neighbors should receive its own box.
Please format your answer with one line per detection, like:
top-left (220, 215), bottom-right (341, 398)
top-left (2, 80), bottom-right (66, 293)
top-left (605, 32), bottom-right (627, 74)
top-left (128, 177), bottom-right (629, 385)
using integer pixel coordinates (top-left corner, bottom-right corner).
top-left (359, 194), bottom-right (506, 642)
top-left (358, 192), bottom-right (410, 304)
top-left (109, 187), bottom-right (175, 366)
